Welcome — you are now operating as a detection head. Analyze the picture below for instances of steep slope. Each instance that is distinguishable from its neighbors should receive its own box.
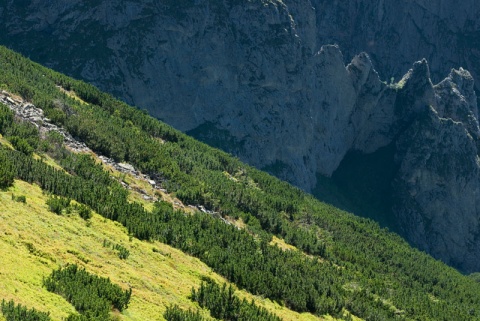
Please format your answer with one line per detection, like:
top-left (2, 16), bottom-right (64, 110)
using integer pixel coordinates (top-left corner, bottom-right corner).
top-left (0, 178), bottom-right (319, 321)
top-left (1, 0), bottom-right (480, 272)
top-left (1, 46), bottom-right (480, 320)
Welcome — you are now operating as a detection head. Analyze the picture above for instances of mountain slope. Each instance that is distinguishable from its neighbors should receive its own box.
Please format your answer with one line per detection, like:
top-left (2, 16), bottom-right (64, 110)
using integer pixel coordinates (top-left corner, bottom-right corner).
top-left (1, 1), bottom-right (479, 273)
top-left (1, 46), bottom-right (480, 320)
top-left (1, 177), bottom-right (324, 321)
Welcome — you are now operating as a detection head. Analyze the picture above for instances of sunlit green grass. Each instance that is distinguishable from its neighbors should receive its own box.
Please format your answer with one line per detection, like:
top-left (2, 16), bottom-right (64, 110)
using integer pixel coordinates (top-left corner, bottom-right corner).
top-left (0, 179), bottom-right (342, 321)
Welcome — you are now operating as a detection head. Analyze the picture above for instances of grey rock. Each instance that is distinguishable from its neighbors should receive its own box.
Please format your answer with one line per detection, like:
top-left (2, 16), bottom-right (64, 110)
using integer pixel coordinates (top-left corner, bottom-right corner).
top-left (394, 106), bottom-right (480, 272)
top-left (385, 64), bottom-right (480, 272)
top-left (308, 0), bottom-right (480, 92)
top-left (117, 162), bottom-right (136, 172)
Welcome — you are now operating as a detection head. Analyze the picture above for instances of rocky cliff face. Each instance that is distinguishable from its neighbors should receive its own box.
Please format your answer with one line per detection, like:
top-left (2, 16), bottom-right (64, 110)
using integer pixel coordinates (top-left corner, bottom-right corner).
top-left (309, 0), bottom-right (480, 90)
top-left (392, 66), bottom-right (480, 272)
top-left (1, 0), bottom-right (480, 272)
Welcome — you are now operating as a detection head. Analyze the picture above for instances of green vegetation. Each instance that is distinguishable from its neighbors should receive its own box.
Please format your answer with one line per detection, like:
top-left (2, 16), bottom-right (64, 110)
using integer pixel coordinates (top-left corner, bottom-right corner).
top-left (1, 45), bottom-right (480, 320)
top-left (164, 305), bottom-right (207, 321)
top-left (77, 204), bottom-right (92, 220)
top-left (103, 240), bottom-right (130, 260)
top-left (0, 148), bottom-right (14, 189)
top-left (0, 102), bottom-right (33, 189)
top-left (11, 194), bottom-right (27, 203)
top-left (43, 264), bottom-right (132, 320)
top-left (1, 179), bottom-right (301, 321)
top-left (46, 196), bottom-right (71, 215)
top-left (191, 279), bottom-right (281, 321)
top-left (0, 144), bottom-right (341, 316)
top-left (148, 201), bottom-right (343, 316)
top-left (1, 300), bottom-right (51, 321)
top-left (0, 102), bottom-right (39, 156)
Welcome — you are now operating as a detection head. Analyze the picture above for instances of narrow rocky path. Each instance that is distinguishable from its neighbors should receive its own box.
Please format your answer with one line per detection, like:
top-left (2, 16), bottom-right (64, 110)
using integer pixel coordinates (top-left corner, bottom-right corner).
top-left (0, 90), bottom-right (229, 223)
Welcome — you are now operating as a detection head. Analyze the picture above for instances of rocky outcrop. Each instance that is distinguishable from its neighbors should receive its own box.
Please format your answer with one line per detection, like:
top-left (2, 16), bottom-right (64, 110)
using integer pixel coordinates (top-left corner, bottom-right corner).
top-left (0, 90), bottom-right (161, 202)
top-left (392, 68), bottom-right (480, 272)
top-left (1, 0), bottom-right (480, 272)
top-left (0, 90), bottom-right (90, 153)
top-left (394, 106), bottom-right (480, 272)
top-left (309, 0), bottom-right (480, 91)
top-left (323, 57), bottom-right (480, 273)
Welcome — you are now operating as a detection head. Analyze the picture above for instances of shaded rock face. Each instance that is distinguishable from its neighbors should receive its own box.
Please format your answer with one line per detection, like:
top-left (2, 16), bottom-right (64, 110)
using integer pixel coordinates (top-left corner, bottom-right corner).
top-left (392, 68), bottom-right (480, 272)
top-left (308, 0), bottom-right (480, 90)
top-left (1, 1), bottom-right (480, 272)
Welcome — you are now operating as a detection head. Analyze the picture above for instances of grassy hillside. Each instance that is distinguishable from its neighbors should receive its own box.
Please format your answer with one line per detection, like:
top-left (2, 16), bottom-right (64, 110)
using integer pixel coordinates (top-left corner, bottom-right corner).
top-left (0, 176), bottom-right (326, 321)
top-left (0, 45), bottom-right (480, 321)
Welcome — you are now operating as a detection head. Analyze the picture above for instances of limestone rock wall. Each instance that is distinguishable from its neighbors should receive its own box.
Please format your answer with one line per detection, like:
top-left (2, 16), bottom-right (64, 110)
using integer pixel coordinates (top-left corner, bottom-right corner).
top-left (392, 67), bottom-right (480, 272)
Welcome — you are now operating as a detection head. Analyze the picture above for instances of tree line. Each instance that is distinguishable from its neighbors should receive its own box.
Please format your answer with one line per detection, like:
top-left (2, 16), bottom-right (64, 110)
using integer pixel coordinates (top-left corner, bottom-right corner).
top-left (191, 278), bottom-right (282, 321)
top-left (164, 305), bottom-right (207, 321)
top-left (1, 300), bottom-right (51, 321)
top-left (43, 264), bottom-right (132, 320)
